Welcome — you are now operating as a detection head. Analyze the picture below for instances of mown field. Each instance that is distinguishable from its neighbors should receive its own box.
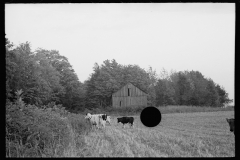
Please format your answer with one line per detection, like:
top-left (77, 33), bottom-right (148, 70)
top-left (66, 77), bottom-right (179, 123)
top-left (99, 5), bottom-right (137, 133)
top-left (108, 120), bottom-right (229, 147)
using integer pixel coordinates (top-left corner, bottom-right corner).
top-left (6, 102), bottom-right (235, 157)
top-left (79, 111), bottom-right (235, 157)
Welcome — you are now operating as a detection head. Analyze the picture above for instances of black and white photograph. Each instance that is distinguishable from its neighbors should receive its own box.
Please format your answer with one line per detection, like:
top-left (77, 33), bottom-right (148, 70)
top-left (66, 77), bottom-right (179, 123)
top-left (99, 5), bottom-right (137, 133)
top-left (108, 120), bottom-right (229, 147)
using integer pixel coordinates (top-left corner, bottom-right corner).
top-left (5, 3), bottom-right (235, 157)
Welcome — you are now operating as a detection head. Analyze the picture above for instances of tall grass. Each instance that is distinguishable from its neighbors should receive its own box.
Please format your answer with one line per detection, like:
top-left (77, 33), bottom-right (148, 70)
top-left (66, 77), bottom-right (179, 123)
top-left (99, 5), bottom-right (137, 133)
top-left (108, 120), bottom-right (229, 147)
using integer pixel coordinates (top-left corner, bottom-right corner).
top-left (6, 98), bottom-right (92, 157)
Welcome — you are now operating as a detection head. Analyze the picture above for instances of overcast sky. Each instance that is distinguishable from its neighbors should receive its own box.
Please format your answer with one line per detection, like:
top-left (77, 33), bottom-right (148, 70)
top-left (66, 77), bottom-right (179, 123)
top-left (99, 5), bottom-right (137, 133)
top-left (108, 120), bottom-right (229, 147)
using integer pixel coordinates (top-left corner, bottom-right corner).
top-left (5, 3), bottom-right (235, 105)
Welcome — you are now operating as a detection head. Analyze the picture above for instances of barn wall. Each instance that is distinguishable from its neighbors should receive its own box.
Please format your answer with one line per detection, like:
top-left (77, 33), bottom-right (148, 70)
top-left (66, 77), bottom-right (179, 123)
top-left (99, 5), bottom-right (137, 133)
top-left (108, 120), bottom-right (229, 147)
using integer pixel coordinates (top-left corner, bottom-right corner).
top-left (112, 96), bottom-right (147, 108)
top-left (112, 83), bottom-right (147, 108)
top-left (112, 83), bottom-right (146, 97)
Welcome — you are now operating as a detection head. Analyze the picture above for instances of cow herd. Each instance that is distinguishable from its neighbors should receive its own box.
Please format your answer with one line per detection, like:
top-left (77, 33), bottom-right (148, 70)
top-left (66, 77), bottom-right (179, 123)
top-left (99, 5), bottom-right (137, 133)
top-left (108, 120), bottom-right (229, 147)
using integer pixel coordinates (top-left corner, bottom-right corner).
top-left (85, 113), bottom-right (235, 135)
top-left (85, 113), bottom-right (134, 129)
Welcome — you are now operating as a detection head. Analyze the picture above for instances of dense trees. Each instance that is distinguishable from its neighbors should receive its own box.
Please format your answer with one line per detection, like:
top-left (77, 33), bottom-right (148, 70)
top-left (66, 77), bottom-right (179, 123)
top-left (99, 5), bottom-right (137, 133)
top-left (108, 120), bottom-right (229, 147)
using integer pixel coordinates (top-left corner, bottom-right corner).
top-left (155, 70), bottom-right (233, 107)
top-left (84, 59), bottom-right (157, 108)
top-left (6, 38), bottom-right (84, 111)
top-left (6, 38), bottom-right (233, 111)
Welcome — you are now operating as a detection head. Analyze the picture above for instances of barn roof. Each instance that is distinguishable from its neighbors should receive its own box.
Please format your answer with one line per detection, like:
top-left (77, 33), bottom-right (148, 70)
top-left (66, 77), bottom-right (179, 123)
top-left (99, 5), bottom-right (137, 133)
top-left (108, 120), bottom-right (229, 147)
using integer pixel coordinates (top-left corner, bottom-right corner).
top-left (112, 82), bottom-right (147, 96)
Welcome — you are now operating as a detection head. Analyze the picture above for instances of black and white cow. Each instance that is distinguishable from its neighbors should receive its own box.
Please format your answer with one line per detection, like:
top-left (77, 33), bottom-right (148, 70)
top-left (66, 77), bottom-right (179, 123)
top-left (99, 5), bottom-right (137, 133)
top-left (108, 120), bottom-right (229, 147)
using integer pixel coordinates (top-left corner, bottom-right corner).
top-left (226, 118), bottom-right (235, 135)
top-left (95, 114), bottom-right (111, 125)
top-left (85, 113), bottom-right (111, 129)
top-left (117, 117), bottom-right (134, 128)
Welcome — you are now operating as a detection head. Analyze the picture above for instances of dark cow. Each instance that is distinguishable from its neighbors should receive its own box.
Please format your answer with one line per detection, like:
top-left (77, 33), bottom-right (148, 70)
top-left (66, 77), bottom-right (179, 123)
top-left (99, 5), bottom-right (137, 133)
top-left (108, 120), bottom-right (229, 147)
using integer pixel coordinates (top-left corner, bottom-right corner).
top-left (117, 117), bottom-right (134, 128)
top-left (226, 118), bottom-right (235, 135)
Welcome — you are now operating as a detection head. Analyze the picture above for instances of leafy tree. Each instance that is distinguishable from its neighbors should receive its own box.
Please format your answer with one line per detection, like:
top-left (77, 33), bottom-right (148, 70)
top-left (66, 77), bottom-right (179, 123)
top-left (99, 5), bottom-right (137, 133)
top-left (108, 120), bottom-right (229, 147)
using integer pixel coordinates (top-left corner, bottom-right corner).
top-left (84, 62), bottom-right (102, 108)
top-left (85, 60), bottom-right (124, 108)
top-left (34, 49), bottom-right (85, 110)
top-left (215, 84), bottom-right (233, 107)
top-left (155, 79), bottom-right (175, 106)
top-left (205, 79), bottom-right (220, 107)
top-left (146, 67), bottom-right (158, 106)
top-left (6, 41), bottom-right (41, 104)
top-left (184, 71), bottom-right (208, 106)
top-left (6, 38), bottom-right (16, 100)
top-left (6, 38), bottom-right (233, 109)
top-left (176, 72), bottom-right (192, 105)
top-left (6, 39), bottom-right (85, 111)
top-left (85, 59), bottom-right (157, 108)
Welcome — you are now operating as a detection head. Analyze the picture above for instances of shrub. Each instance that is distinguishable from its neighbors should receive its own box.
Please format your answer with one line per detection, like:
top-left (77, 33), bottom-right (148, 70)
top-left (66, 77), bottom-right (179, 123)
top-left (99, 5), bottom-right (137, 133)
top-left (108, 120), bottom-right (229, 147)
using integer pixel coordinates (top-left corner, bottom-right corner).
top-left (6, 96), bottom-right (91, 157)
top-left (67, 113), bottom-right (92, 135)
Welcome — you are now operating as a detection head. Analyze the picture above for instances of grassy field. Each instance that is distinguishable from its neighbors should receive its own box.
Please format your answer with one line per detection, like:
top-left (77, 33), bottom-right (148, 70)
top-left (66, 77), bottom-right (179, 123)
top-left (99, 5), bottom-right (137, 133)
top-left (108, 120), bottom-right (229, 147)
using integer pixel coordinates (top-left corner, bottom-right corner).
top-left (6, 102), bottom-right (235, 157)
top-left (77, 110), bottom-right (235, 157)
top-left (88, 105), bottom-right (234, 117)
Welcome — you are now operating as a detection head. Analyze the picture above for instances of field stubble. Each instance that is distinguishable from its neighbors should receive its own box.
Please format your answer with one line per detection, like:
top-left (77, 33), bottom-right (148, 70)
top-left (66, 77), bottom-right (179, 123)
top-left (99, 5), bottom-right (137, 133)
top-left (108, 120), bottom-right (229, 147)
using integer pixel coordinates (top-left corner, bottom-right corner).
top-left (80, 111), bottom-right (235, 157)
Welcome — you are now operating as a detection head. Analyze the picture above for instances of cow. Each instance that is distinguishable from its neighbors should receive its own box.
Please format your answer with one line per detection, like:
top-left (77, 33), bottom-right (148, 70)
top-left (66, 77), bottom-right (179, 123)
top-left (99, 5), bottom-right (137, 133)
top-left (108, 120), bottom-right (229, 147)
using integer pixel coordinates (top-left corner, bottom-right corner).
top-left (117, 117), bottom-right (134, 128)
top-left (106, 115), bottom-right (111, 125)
top-left (85, 113), bottom-right (100, 129)
top-left (96, 114), bottom-right (111, 126)
top-left (85, 113), bottom-right (106, 129)
top-left (226, 118), bottom-right (235, 135)
top-left (85, 113), bottom-right (110, 129)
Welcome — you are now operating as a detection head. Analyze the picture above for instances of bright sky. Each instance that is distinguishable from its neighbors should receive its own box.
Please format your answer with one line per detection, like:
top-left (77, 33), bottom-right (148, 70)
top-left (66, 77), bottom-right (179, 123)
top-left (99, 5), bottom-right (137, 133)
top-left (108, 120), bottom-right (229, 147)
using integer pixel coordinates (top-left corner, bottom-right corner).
top-left (5, 3), bottom-right (235, 105)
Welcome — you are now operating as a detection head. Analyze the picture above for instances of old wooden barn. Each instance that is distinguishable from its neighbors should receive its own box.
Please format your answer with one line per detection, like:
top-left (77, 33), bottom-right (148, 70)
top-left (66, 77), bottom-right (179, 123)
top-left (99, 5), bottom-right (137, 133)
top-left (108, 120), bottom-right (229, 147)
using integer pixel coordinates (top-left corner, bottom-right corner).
top-left (112, 82), bottom-right (147, 108)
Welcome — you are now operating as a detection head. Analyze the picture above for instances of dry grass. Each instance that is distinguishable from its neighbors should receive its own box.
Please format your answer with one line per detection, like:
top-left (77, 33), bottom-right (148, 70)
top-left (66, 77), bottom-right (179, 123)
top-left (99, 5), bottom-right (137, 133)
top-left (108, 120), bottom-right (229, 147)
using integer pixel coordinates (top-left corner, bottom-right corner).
top-left (7, 102), bottom-right (234, 157)
top-left (90, 105), bottom-right (234, 117)
top-left (157, 105), bottom-right (234, 114)
top-left (77, 111), bottom-right (235, 157)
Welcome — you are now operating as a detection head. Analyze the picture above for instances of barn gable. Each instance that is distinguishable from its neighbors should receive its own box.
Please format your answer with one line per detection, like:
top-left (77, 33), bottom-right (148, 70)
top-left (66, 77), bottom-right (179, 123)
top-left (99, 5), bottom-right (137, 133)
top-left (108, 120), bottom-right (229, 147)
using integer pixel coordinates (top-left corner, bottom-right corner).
top-left (112, 82), bottom-right (147, 108)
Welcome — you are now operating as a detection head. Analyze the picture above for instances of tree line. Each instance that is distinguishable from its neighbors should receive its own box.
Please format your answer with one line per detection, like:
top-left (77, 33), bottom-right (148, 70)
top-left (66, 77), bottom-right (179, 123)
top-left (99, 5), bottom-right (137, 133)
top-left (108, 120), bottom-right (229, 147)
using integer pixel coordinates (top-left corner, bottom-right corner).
top-left (6, 38), bottom-right (233, 112)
